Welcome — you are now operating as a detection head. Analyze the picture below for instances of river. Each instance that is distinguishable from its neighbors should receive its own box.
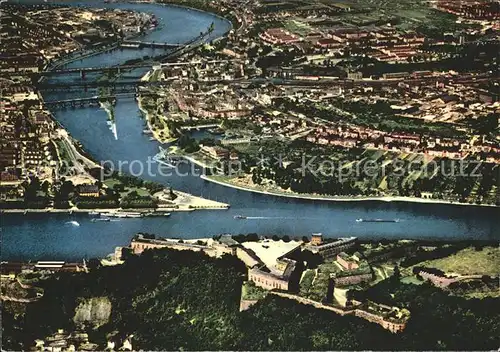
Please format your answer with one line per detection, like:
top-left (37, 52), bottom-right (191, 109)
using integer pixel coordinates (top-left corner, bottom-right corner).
top-left (1, 0), bottom-right (499, 261)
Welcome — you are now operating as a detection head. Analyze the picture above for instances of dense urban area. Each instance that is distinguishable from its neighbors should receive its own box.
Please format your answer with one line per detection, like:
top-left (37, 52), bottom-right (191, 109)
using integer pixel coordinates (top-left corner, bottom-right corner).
top-left (1, 0), bottom-right (499, 209)
top-left (138, 0), bottom-right (499, 205)
top-left (1, 0), bottom-right (499, 350)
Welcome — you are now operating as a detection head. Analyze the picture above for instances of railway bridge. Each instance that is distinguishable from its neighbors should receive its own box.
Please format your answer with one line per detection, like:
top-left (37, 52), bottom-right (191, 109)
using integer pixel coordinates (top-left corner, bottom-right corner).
top-left (43, 92), bottom-right (160, 109)
top-left (37, 64), bottom-right (153, 79)
top-left (43, 96), bottom-right (116, 109)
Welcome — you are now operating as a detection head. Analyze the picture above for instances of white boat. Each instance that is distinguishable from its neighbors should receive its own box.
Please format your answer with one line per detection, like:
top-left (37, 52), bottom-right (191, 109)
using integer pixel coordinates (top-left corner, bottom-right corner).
top-left (91, 217), bottom-right (111, 222)
top-left (356, 218), bottom-right (400, 223)
top-left (123, 213), bottom-right (142, 218)
top-left (100, 212), bottom-right (143, 218)
top-left (144, 212), bottom-right (171, 217)
top-left (66, 220), bottom-right (80, 227)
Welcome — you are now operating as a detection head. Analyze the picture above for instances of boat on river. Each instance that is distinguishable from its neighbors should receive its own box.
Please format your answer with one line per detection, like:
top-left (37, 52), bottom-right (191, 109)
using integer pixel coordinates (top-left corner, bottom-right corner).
top-left (234, 215), bottom-right (247, 220)
top-left (356, 218), bottom-right (400, 223)
top-left (91, 217), bottom-right (111, 222)
top-left (143, 212), bottom-right (171, 217)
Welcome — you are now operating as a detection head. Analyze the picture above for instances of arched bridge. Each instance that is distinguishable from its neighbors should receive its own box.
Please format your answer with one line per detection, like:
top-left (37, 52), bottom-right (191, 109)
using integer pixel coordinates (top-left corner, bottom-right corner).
top-left (43, 92), bottom-right (160, 109)
top-left (37, 63), bottom-right (153, 77)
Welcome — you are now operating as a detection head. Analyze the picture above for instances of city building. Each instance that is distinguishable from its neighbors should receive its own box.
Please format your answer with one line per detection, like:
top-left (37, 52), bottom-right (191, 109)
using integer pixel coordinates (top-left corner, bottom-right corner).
top-left (77, 184), bottom-right (100, 197)
top-left (336, 252), bottom-right (360, 270)
top-left (310, 233), bottom-right (323, 246)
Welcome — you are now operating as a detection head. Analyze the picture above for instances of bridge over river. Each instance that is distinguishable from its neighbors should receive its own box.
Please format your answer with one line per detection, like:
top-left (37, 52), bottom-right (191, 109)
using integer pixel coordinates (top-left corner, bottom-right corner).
top-left (120, 40), bottom-right (183, 49)
top-left (44, 96), bottom-right (116, 109)
top-left (43, 92), bottom-right (161, 109)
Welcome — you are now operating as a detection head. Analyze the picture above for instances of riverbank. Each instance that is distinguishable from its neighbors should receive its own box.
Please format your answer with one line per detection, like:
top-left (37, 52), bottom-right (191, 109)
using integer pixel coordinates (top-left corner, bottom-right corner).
top-left (167, 189), bottom-right (229, 209)
top-left (0, 198), bottom-right (227, 214)
top-left (175, 150), bottom-right (215, 169)
top-left (201, 175), bottom-right (499, 208)
top-left (1, 180), bottom-right (229, 214)
top-left (47, 43), bottom-right (120, 71)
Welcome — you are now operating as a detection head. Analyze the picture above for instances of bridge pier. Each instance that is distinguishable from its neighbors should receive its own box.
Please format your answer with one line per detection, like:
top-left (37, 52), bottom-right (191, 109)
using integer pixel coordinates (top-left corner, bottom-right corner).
top-left (80, 70), bottom-right (86, 80)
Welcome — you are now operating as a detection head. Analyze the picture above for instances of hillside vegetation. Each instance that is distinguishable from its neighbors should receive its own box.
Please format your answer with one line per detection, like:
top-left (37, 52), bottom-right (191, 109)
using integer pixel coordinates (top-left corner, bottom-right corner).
top-left (419, 246), bottom-right (500, 276)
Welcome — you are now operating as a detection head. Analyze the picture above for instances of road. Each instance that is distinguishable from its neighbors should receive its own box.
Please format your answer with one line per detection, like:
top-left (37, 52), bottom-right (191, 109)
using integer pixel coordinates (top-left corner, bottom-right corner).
top-left (57, 129), bottom-right (102, 176)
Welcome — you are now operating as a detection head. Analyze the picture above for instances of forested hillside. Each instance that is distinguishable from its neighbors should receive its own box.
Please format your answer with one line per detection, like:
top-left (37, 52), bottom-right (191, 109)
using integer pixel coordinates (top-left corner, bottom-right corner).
top-left (2, 248), bottom-right (499, 350)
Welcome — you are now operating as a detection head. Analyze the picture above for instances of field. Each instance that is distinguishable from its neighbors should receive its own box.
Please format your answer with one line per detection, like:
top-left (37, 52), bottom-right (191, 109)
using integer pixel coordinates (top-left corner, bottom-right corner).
top-left (419, 247), bottom-right (500, 276)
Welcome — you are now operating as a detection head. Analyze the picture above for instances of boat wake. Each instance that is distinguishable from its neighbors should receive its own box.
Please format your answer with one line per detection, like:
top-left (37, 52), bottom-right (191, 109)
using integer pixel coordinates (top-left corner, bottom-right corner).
top-left (65, 221), bottom-right (80, 227)
top-left (235, 216), bottom-right (315, 220)
top-left (246, 216), bottom-right (295, 220)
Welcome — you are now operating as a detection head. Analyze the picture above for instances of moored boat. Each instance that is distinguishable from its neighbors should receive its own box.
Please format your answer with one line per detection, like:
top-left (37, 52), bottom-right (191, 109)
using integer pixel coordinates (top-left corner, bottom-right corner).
top-left (100, 212), bottom-right (143, 218)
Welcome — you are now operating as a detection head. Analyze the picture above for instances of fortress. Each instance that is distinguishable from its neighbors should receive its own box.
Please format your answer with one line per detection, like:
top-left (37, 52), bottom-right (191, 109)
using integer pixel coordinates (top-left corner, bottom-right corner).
top-left (126, 233), bottom-right (410, 333)
top-left (129, 234), bottom-right (302, 292)
top-left (306, 234), bottom-right (357, 259)
top-left (130, 234), bottom-right (236, 258)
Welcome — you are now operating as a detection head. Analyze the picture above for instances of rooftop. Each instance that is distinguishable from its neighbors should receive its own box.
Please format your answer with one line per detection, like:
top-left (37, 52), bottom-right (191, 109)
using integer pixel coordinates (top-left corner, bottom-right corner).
top-left (242, 239), bottom-right (302, 275)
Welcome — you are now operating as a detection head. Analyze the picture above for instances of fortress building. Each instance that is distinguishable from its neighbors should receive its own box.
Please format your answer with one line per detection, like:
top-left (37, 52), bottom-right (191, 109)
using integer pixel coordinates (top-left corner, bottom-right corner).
top-left (307, 236), bottom-right (357, 259)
